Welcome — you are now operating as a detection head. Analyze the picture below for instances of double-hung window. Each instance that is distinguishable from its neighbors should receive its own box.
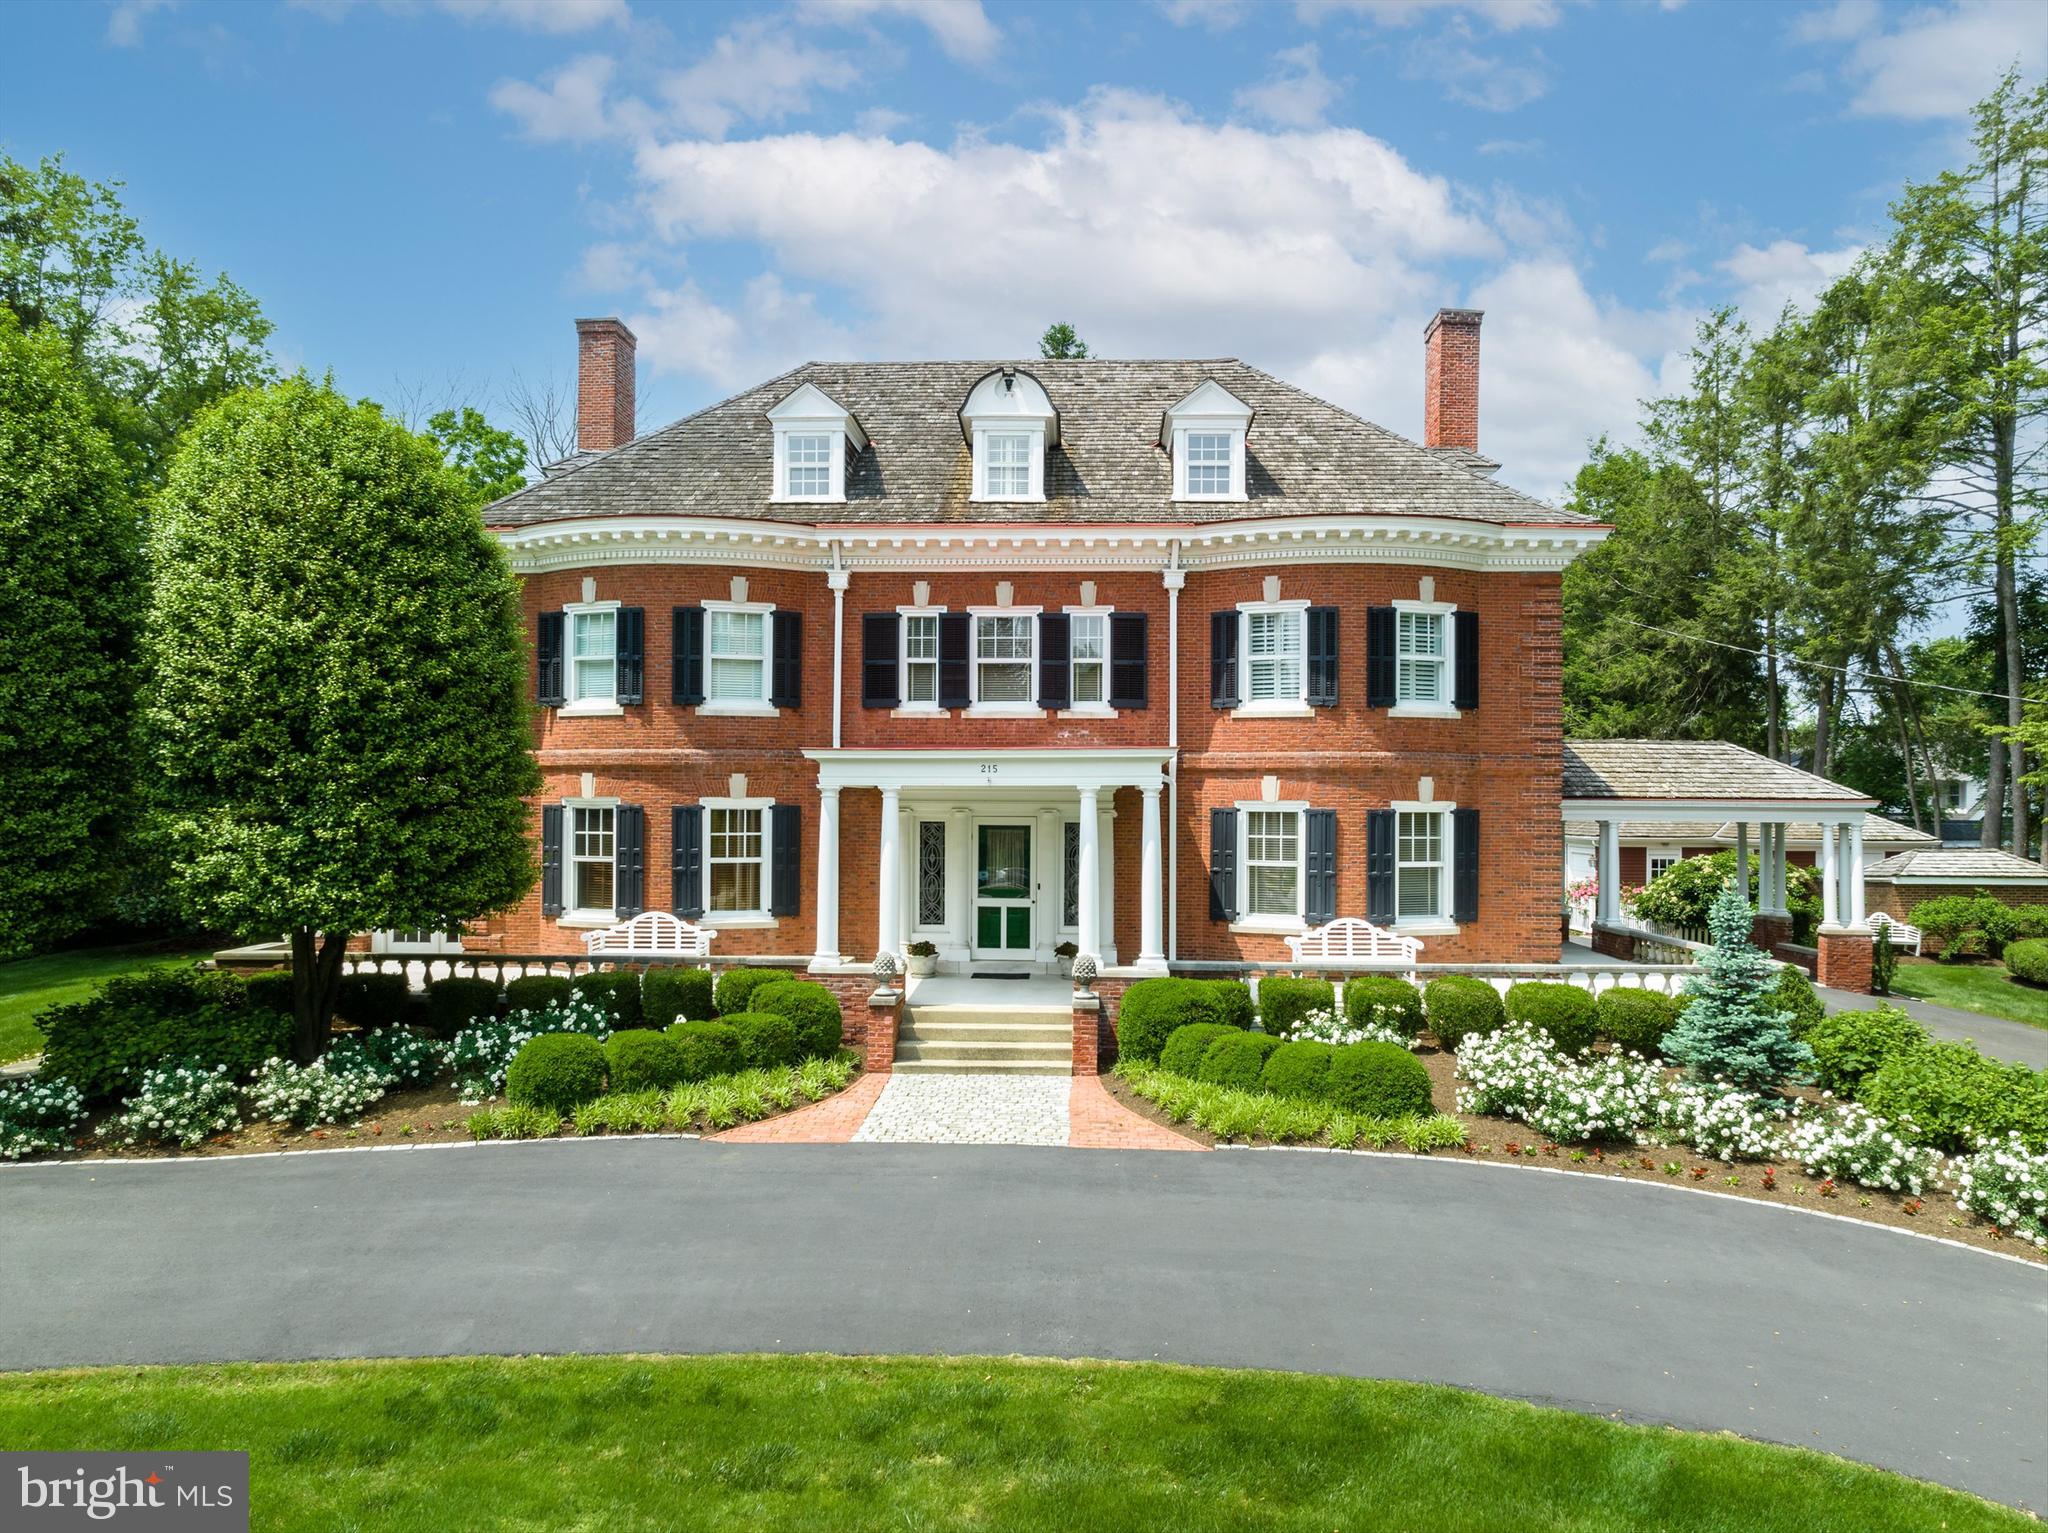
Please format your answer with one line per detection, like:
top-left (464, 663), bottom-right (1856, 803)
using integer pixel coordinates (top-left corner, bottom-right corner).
top-left (1185, 431), bottom-right (1233, 496)
top-left (903, 613), bottom-right (940, 705)
top-left (1245, 608), bottom-right (1304, 704)
top-left (1244, 810), bottom-right (1301, 919)
top-left (1396, 610), bottom-right (1449, 705)
top-left (707, 806), bottom-right (767, 915)
top-left (975, 614), bottom-right (1034, 703)
top-left (708, 608), bottom-right (767, 704)
top-left (784, 433), bottom-right (833, 498)
top-left (982, 432), bottom-right (1032, 498)
top-left (1070, 613), bottom-right (1107, 706)
top-left (570, 609), bottom-right (617, 704)
top-left (1396, 810), bottom-right (1446, 921)
top-left (571, 806), bottom-right (616, 915)
top-left (1646, 846), bottom-right (1684, 883)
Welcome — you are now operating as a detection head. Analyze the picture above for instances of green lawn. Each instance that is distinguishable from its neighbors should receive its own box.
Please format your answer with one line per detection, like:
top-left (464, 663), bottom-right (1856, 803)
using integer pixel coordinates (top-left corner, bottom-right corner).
top-left (0, 1355), bottom-right (2025, 1532)
top-left (1890, 960), bottom-right (2048, 1031)
top-left (0, 943), bottom-right (216, 1063)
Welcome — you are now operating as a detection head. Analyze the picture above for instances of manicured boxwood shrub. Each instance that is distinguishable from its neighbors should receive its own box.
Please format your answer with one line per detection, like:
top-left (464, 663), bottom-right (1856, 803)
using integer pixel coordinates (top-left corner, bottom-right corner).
top-left (1595, 988), bottom-right (1678, 1057)
top-left (507, 1033), bottom-right (607, 1114)
top-left (642, 966), bottom-right (716, 1027)
top-left (1423, 976), bottom-right (1505, 1051)
top-left (603, 1029), bottom-right (685, 1091)
top-left (571, 970), bottom-right (644, 1027)
top-left (1504, 981), bottom-right (1597, 1056)
top-left (664, 1020), bottom-right (745, 1082)
top-left (1114, 978), bottom-right (1246, 1063)
top-left (1767, 964), bottom-right (1826, 1037)
top-left (726, 1012), bottom-right (799, 1070)
top-left (751, 980), bottom-right (843, 1059)
top-left (1258, 977), bottom-right (1334, 1038)
top-left (504, 975), bottom-right (573, 1015)
top-left (1802, 1005), bottom-right (1930, 1098)
top-left (1260, 1040), bottom-right (1334, 1100)
top-left (1160, 1023), bottom-right (1238, 1078)
top-left (424, 977), bottom-right (500, 1037)
top-left (38, 968), bottom-right (293, 1102)
top-left (1343, 976), bottom-right (1425, 1039)
top-left (1197, 1031), bottom-right (1285, 1089)
top-left (714, 967), bottom-right (797, 1016)
top-left (2007, 938), bottom-right (2048, 987)
top-left (334, 972), bottom-right (410, 1030)
top-left (1860, 1041), bottom-right (2048, 1153)
top-left (1326, 1040), bottom-right (1434, 1117)
top-left (1204, 980), bottom-right (1255, 1032)
top-left (243, 970), bottom-right (296, 1013)
top-left (1992, 905), bottom-right (2048, 951)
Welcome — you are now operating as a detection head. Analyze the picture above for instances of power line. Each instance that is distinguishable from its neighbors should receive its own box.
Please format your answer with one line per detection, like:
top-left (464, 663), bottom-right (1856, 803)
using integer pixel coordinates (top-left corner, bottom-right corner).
top-left (1604, 615), bottom-right (2031, 705)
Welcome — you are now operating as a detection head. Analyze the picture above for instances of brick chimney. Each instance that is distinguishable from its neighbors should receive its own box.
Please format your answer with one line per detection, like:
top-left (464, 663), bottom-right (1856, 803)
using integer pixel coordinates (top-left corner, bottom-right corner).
top-left (575, 317), bottom-right (637, 452)
top-left (1423, 307), bottom-right (1482, 452)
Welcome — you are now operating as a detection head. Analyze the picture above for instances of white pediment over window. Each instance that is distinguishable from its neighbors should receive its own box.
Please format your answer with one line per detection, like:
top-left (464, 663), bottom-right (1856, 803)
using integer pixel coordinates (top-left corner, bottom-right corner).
top-left (767, 383), bottom-right (868, 503)
top-left (960, 368), bottom-right (1058, 502)
top-left (1161, 380), bottom-right (1253, 503)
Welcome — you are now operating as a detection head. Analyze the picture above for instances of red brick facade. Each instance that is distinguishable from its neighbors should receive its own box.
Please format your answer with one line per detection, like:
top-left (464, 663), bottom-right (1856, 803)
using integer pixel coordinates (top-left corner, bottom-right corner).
top-left (1423, 308), bottom-right (1482, 452)
top-left (1865, 879), bottom-right (2048, 924)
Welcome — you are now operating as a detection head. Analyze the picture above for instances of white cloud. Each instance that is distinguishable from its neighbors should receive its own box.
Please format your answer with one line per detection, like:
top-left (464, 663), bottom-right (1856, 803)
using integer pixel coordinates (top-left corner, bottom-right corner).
top-left (106, 0), bottom-right (175, 46)
top-left (1155, 0), bottom-right (1251, 28)
top-left (1719, 238), bottom-right (1863, 318)
top-left (628, 273), bottom-right (859, 388)
top-left (1296, 0), bottom-right (1563, 31)
top-left (855, 105), bottom-right (911, 135)
top-left (794, 0), bottom-right (1000, 63)
top-left (661, 17), bottom-right (864, 138)
top-left (1476, 136), bottom-right (1542, 155)
top-left (1404, 29), bottom-right (1551, 111)
top-left (1799, 0), bottom-right (2045, 120)
top-left (290, 0), bottom-right (626, 30)
top-left (1234, 44), bottom-right (1343, 128)
top-left (490, 53), bottom-right (630, 143)
top-left (575, 241), bottom-right (647, 292)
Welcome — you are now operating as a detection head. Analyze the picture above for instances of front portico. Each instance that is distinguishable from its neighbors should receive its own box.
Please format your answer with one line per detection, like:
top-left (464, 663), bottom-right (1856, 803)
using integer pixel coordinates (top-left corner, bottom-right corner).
top-left (806, 748), bottom-right (1174, 975)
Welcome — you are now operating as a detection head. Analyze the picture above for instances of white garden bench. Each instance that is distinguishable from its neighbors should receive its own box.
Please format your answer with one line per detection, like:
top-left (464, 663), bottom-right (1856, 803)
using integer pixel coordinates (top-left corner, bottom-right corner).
top-left (581, 911), bottom-right (714, 960)
top-left (1865, 911), bottom-right (1922, 956)
top-left (1285, 918), bottom-right (1423, 969)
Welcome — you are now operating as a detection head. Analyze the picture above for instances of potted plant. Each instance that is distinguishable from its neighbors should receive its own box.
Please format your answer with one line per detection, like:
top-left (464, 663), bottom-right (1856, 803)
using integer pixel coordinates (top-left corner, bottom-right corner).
top-left (1054, 940), bottom-right (1079, 977)
top-left (906, 940), bottom-right (939, 978)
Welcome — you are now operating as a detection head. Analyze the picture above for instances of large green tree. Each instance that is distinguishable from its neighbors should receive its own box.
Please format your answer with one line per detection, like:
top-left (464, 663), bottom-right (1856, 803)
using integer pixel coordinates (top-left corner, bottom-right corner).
top-left (0, 311), bottom-right (141, 956)
top-left (147, 379), bottom-right (540, 1058)
top-left (424, 405), bottom-right (528, 505)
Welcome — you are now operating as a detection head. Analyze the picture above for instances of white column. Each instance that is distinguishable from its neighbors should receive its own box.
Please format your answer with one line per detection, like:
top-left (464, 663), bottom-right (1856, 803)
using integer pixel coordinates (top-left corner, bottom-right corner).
top-left (812, 786), bottom-right (841, 965)
top-left (1077, 786), bottom-right (1100, 961)
top-left (899, 804), bottom-right (915, 955)
top-left (828, 567), bottom-right (848, 750)
top-left (948, 807), bottom-right (973, 959)
top-left (1596, 819), bottom-right (1620, 926)
top-left (1847, 819), bottom-right (1866, 925)
top-left (1769, 823), bottom-right (1789, 915)
top-left (1756, 824), bottom-right (1774, 914)
top-left (877, 786), bottom-right (902, 960)
top-left (1139, 781), bottom-right (1166, 969)
top-left (1735, 822), bottom-right (1750, 904)
top-left (1819, 820), bottom-right (1840, 929)
top-left (1097, 799), bottom-right (1117, 965)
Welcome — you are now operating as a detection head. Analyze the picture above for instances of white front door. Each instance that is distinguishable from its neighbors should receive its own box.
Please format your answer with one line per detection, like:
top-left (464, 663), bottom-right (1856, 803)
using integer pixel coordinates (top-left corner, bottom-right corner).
top-left (974, 822), bottom-right (1034, 956)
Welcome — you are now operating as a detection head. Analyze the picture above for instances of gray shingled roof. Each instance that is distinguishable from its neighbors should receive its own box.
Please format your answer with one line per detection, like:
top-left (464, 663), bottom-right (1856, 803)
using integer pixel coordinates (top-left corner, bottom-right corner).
top-left (1563, 813), bottom-right (1935, 845)
top-left (485, 358), bottom-right (1596, 529)
top-left (1562, 740), bottom-right (1872, 803)
top-left (1865, 848), bottom-right (2048, 881)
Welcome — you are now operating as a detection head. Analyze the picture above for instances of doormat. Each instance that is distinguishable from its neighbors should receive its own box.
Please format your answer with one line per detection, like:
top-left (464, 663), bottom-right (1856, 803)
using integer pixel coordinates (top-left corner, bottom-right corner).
top-left (970, 972), bottom-right (1032, 980)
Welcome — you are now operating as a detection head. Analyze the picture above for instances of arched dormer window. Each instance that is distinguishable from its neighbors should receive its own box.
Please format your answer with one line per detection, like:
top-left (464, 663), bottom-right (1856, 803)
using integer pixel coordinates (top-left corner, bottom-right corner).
top-left (960, 368), bottom-right (1058, 503)
top-left (767, 382), bottom-right (867, 503)
top-left (1161, 379), bottom-right (1253, 502)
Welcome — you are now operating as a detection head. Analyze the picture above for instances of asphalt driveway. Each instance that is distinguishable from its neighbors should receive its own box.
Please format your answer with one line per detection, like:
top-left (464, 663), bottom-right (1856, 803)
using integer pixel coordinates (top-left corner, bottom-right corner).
top-left (2, 1140), bottom-right (2043, 1510)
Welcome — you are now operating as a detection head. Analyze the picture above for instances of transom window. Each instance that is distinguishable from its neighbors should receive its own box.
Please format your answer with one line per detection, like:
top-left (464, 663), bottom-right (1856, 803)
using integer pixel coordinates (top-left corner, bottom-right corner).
top-left (983, 432), bottom-right (1032, 498)
top-left (784, 433), bottom-right (833, 498)
top-left (1245, 609), bottom-right (1304, 703)
top-left (1397, 810), bottom-right (1445, 919)
top-left (708, 609), bottom-right (767, 703)
top-left (975, 615), bottom-right (1034, 703)
top-left (1397, 611), bottom-right (1448, 705)
top-left (708, 806), bottom-right (766, 914)
top-left (1245, 810), bottom-right (1301, 918)
top-left (904, 614), bottom-right (940, 704)
top-left (571, 806), bottom-right (615, 913)
top-left (571, 610), bottom-right (616, 703)
top-left (1071, 613), bottom-right (1106, 705)
top-left (1185, 431), bottom-right (1233, 496)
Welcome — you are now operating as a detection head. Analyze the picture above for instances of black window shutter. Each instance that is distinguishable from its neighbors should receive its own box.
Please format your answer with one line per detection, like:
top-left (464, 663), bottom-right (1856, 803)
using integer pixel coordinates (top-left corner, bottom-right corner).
top-left (1366, 607), bottom-right (1397, 709)
top-left (1209, 807), bottom-right (1239, 921)
top-left (771, 610), bottom-right (802, 708)
top-left (1038, 613), bottom-right (1072, 710)
top-left (1453, 807), bottom-right (1480, 924)
top-left (1307, 606), bottom-right (1339, 707)
top-left (540, 804), bottom-right (564, 916)
top-left (861, 613), bottom-right (900, 709)
top-left (938, 612), bottom-right (971, 709)
top-left (672, 606), bottom-right (705, 706)
top-left (616, 607), bottom-right (645, 705)
top-left (1109, 612), bottom-right (1148, 709)
top-left (614, 804), bottom-right (645, 917)
top-left (671, 805), bottom-right (704, 918)
top-left (1304, 809), bottom-right (1337, 925)
top-left (771, 803), bottom-right (800, 917)
top-left (1210, 611), bottom-right (1240, 708)
top-left (537, 612), bottom-right (565, 706)
top-left (1366, 809), bottom-right (1396, 925)
top-left (1454, 611), bottom-right (1479, 711)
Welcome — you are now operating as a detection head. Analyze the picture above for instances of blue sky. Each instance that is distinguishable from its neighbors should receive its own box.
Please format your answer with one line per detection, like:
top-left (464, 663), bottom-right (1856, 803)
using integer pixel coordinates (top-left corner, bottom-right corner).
top-left (6, 0), bottom-right (2041, 498)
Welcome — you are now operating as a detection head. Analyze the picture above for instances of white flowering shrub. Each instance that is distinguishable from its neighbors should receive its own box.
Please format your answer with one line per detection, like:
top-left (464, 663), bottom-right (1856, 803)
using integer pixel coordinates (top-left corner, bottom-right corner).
top-left (361, 1029), bottom-right (447, 1089)
top-left (450, 999), bottom-right (614, 1102)
top-left (1291, 1007), bottom-right (1408, 1049)
top-left (1781, 1101), bottom-right (1937, 1194)
top-left (0, 1077), bottom-right (88, 1159)
top-left (1951, 1134), bottom-right (2048, 1247)
top-left (1652, 1080), bottom-right (1789, 1162)
top-left (245, 1042), bottom-right (391, 1128)
top-left (1456, 1025), bottom-right (1660, 1142)
top-left (112, 1062), bottom-right (242, 1148)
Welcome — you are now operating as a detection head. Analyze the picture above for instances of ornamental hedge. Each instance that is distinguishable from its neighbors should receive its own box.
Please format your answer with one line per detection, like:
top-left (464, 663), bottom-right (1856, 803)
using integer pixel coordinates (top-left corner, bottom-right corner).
top-left (642, 966), bottom-right (715, 1028)
top-left (664, 1020), bottom-right (746, 1082)
top-left (424, 976), bottom-right (500, 1036)
top-left (1260, 1040), bottom-right (1335, 1100)
top-left (334, 972), bottom-right (410, 1030)
top-left (1504, 982), bottom-right (1597, 1056)
top-left (571, 970), bottom-right (643, 1028)
top-left (1423, 976), bottom-right (1505, 1050)
top-left (1344, 976), bottom-right (1425, 1039)
top-left (1161, 1023), bottom-right (1239, 1078)
top-left (1326, 1041), bottom-right (1434, 1117)
top-left (1860, 1042), bottom-right (2048, 1153)
top-left (1908, 895), bottom-right (2048, 960)
top-left (1594, 988), bottom-right (1678, 1057)
top-left (38, 968), bottom-right (292, 1102)
top-left (604, 1029), bottom-right (685, 1092)
top-left (750, 980), bottom-right (843, 1058)
top-left (714, 967), bottom-right (797, 1016)
top-left (504, 975), bottom-right (573, 1015)
top-left (1114, 979), bottom-right (1249, 1063)
top-left (1768, 965), bottom-right (1826, 1037)
top-left (1802, 1005), bottom-right (1929, 1098)
top-left (1257, 977), bottom-right (1334, 1038)
top-left (1197, 1031), bottom-right (1285, 1090)
top-left (506, 1033), bottom-right (607, 1114)
top-left (726, 1011), bottom-right (799, 1070)
top-left (2006, 938), bottom-right (2048, 987)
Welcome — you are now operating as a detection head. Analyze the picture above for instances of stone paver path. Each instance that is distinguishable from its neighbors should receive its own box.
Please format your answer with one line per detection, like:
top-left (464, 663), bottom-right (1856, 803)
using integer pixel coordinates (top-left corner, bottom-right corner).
top-left (853, 1072), bottom-right (1071, 1145)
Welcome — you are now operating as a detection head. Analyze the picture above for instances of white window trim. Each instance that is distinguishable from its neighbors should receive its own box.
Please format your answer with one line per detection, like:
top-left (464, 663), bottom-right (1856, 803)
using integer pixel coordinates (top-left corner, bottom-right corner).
top-left (699, 795), bottom-right (777, 928)
top-left (1230, 800), bottom-right (1308, 935)
top-left (970, 425), bottom-right (1046, 503)
top-left (1390, 799), bottom-right (1459, 935)
top-left (1232, 598), bottom-right (1312, 719)
top-left (965, 605), bottom-right (1047, 718)
top-left (557, 599), bottom-right (625, 717)
top-left (1389, 597), bottom-right (1460, 720)
top-left (698, 598), bottom-right (779, 717)
top-left (1172, 422), bottom-right (1248, 503)
top-left (895, 604), bottom-right (948, 715)
top-left (1060, 604), bottom-right (1116, 718)
top-left (560, 795), bottom-right (621, 927)
top-left (1645, 844), bottom-right (1686, 882)
top-left (771, 425), bottom-right (847, 504)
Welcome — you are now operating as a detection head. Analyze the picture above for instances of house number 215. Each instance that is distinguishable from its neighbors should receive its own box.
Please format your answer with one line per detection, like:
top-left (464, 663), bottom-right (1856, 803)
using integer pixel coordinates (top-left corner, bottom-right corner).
top-left (980, 763), bottom-right (999, 777)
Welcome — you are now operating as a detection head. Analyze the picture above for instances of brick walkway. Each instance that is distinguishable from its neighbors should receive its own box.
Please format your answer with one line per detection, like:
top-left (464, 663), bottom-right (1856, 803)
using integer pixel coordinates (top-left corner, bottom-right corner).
top-left (713, 1072), bottom-right (888, 1143)
top-left (1067, 1076), bottom-right (1205, 1151)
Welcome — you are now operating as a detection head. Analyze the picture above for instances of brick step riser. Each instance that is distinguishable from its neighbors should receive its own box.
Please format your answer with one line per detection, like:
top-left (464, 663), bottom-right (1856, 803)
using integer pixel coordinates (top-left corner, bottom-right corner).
top-left (895, 1041), bottom-right (1074, 1063)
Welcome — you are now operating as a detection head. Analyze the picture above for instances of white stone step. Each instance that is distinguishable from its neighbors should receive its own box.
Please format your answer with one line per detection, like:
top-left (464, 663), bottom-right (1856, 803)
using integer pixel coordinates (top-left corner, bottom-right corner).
top-left (896, 1037), bottom-right (1072, 1062)
top-left (890, 1056), bottom-right (1073, 1075)
top-left (898, 1018), bottom-right (1073, 1043)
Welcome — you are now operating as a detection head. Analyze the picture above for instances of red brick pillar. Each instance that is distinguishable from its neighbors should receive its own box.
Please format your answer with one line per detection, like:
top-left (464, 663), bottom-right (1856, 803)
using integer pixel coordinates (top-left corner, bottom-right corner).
top-left (1815, 929), bottom-right (1873, 994)
top-left (1750, 913), bottom-right (1792, 954)
top-left (1590, 924), bottom-right (1635, 961)
top-left (1072, 993), bottom-right (1100, 1076)
top-left (863, 988), bottom-right (900, 1073)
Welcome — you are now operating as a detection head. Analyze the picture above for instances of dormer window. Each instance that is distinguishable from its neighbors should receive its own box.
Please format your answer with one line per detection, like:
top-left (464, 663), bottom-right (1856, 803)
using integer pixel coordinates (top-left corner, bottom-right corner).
top-left (961, 368), bottom-right (1057, 503)
top-left (983, 432), bottom-right (1033, 497)
top-left (1162, 379), bottom-right (1253, 503)
top-left (1185, 431), bottom-right (1234, 496)
top-left (767, 382), bottom-right (867, 504)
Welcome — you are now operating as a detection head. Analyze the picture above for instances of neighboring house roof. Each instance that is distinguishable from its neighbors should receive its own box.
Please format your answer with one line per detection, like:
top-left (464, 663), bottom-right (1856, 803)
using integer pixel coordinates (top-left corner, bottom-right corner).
top-left (1864, 848), bottom-right (2048, 882)
top-left (1563, 813), bottom-right (1935, 846)
top-left (1562, 740), bottom-right (1872, 804)
top-left (484, 358), bottom-right (1598, 530)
